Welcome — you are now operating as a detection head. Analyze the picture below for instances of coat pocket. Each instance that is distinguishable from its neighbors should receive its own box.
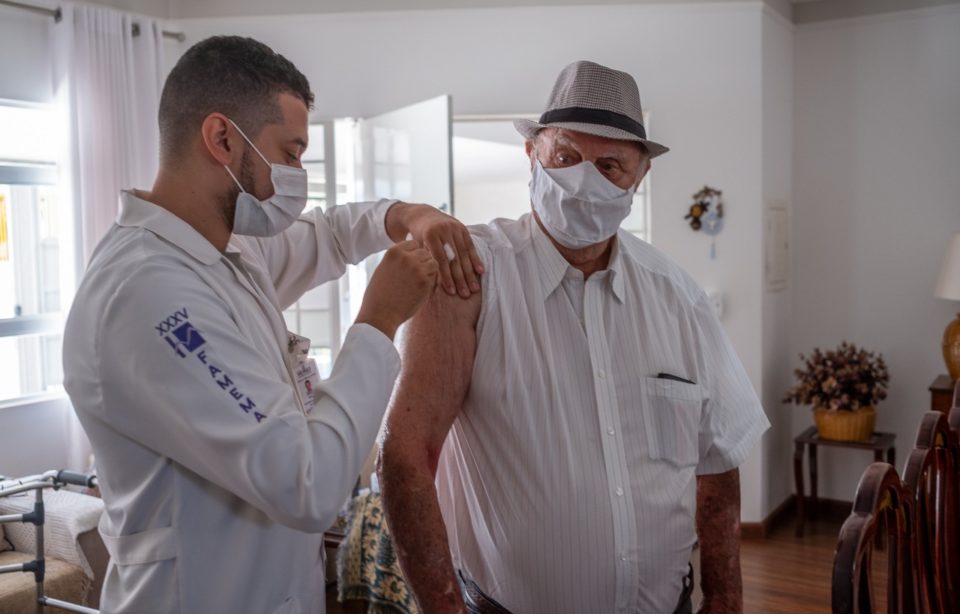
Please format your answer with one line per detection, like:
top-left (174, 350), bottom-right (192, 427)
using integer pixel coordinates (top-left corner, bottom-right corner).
top-left (98, 520), bottom-right (177, 566)
top-left (98, 520), bottom-right (179, 612)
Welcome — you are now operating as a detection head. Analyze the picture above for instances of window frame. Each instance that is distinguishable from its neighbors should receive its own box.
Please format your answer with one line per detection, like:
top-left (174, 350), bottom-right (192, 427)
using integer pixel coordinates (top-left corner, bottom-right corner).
top-left (0, 161), bottom-right (60, 340)
top-left (281, 120), bottom-right (344, 376)
top-left (0, 99), bottom-right (69, 407)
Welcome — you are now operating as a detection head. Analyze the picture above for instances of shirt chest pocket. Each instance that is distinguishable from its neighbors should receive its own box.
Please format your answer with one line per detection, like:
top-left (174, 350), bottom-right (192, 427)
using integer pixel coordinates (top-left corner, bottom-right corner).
top-left (623, 377), bottom-right (703, 468)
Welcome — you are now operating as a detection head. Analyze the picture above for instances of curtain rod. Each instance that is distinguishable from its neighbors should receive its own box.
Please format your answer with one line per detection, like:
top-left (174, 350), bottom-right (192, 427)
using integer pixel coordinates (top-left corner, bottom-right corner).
top-left (0, 0), bottom-right (186, 41)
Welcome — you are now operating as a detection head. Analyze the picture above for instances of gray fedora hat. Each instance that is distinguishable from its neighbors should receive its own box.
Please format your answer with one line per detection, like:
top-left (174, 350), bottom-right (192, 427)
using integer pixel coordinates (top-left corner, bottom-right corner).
top-left (515, 60), bottom-right (669, 158)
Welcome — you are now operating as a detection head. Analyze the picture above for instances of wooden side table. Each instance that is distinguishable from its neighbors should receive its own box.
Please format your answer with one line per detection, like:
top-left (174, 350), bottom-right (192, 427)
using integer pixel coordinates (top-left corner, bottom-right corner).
top-left (793, 426), bottom-right (896, 537)
top-left (929, 374), bottom-right (957, 414)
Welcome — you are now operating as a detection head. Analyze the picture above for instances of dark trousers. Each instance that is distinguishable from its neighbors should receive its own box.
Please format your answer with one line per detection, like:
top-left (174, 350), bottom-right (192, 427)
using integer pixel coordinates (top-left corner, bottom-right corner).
top-left (459, 564), bottom-right (695, 614)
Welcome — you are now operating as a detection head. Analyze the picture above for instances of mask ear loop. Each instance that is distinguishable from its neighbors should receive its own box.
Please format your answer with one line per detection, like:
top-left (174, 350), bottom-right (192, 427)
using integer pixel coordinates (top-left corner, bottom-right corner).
top-left (227, 118), bottom-right (272, 167)
top-left (224, 117), bottom-right (272, 195)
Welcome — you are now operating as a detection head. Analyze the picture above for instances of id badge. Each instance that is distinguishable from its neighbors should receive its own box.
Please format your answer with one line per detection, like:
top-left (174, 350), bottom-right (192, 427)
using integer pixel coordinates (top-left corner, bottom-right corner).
top-left (294, 357), bottom-right (320, 415)
top-left (287, 331), bottom-right (319, 414)
top-left (287, 332), bottom-right (311, 359)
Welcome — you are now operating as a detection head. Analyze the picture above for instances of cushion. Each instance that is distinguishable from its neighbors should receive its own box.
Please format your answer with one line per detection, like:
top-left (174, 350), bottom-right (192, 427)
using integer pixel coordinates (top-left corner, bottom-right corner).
top-left (0, 551), bottom-right (90, 609)
top-left (0, 525), bottom-right (11, 553)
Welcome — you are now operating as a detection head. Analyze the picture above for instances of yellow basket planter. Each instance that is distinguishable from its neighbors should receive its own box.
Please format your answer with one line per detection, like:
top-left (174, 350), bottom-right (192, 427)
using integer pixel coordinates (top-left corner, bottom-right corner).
top-left (813, 406), bottom-right (876, 442)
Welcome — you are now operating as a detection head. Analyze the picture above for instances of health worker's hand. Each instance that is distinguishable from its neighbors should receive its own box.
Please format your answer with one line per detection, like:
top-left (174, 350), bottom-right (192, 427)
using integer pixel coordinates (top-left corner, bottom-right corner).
top-left (356, 241), bottom-right (439, 340)
top-left (385, 202), bottom-right (484, 298)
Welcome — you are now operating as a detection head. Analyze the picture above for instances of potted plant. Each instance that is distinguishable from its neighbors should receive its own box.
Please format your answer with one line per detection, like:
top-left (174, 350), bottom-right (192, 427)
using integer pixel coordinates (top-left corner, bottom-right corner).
top-left (784, 342), bottom-right (890, 442)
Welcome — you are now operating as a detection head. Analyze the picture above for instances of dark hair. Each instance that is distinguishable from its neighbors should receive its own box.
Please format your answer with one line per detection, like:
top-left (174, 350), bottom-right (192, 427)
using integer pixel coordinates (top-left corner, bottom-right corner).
top-left (158, 36), bottom-right (314, 163)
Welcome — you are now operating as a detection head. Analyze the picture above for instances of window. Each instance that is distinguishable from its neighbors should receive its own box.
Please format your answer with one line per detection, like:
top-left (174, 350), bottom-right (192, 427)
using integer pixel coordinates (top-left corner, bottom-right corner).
top-left (622, 168), bottom-right (652, 242)
top-left (370, 126), bottom-right (412, 201)
top-left (614, 112), bottom-right (654, 242)
top-left (0, 101), bottom-right (67, 403)
top-left (281, 123), bottom-right (336, 376)
top-left (281, 121), bottom-right (367, 378)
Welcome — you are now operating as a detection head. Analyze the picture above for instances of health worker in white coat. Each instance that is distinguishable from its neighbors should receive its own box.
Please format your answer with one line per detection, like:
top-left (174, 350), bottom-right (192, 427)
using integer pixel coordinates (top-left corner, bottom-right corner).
top-left (63, 36), bottom-right (484, 614)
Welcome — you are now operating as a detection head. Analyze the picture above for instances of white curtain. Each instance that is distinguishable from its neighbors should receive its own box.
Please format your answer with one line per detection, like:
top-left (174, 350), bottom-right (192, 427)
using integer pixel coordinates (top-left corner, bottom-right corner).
top-left (50, 2), bottom-right (165, 470)
top-left (52, 2), bottom-right (164, 267)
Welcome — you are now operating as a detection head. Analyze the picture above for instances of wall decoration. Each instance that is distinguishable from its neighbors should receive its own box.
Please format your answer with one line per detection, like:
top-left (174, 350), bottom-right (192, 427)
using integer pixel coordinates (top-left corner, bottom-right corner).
top-left (685, 186), bottom-right (724, 259)
top-left (765, 203), bottom-right (789, 291)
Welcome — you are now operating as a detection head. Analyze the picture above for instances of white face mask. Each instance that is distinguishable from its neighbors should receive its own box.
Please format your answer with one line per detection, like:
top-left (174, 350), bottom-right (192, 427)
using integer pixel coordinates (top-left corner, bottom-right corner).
top-left (223, 119), bottom-right (308, 237)
top-left (529, 160), bottom-right (636, 249)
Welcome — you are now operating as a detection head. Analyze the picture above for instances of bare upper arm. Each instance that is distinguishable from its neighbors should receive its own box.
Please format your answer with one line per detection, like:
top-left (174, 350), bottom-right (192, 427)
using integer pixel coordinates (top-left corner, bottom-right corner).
top-left (697, 468), bottom-right (740, 510)
top-left (382, 284), bottom-right (482, 474)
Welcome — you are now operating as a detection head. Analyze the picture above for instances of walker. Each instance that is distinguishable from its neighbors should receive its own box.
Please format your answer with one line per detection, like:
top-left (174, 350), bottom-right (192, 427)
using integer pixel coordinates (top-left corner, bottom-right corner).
top-left (0, 470), bottom-right (100, 614)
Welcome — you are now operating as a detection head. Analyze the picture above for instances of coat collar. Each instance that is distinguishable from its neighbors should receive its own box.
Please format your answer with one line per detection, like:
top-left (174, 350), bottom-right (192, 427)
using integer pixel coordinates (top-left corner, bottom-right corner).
top-left (116, 191), bottom-right (236, 265)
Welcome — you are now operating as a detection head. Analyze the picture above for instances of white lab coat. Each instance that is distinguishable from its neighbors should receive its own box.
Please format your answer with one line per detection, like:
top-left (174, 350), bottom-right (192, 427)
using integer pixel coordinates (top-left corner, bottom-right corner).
top-left (63, 191), bottom-right (401, 613)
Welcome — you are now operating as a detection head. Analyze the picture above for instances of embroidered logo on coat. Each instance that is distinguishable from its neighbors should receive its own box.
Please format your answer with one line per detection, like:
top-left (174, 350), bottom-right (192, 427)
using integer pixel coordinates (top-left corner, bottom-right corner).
top-left (156, 308), bottom-right (265, 423)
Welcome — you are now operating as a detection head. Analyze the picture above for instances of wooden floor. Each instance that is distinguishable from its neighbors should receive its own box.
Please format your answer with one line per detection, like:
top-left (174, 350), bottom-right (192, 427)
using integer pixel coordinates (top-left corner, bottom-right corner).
top-left (328, 508), bottom-right (849, 613)
top-left (740, 510), bottom-right (847, 613)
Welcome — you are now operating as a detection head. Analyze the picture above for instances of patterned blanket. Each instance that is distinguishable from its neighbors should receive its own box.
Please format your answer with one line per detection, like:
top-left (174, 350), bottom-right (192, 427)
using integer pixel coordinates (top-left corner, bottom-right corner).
top-left (337, 493), bottom-right (420, 614)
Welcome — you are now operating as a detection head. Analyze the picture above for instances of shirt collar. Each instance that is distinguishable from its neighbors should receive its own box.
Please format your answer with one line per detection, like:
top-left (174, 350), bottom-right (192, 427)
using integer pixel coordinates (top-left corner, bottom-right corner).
top-left (529, 217), bottom-right (626, 303)
top-left (117, 190), bottom-right (225, 265)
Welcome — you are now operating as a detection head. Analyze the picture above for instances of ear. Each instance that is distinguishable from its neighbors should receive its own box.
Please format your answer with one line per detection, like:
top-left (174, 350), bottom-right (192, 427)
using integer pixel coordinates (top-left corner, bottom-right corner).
top-left (200, 113), bottom-right (239, 166)
top-left (524, 139), bottom-right (536, 171)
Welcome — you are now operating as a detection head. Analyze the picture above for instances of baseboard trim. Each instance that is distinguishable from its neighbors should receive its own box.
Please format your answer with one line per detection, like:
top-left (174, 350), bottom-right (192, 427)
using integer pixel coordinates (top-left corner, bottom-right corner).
top-left (741, 495), bottom-right (853, 539)
top-left (740, 523), bottom-right (764, 539)
top-left (742, 495), bottom-right (795, 539)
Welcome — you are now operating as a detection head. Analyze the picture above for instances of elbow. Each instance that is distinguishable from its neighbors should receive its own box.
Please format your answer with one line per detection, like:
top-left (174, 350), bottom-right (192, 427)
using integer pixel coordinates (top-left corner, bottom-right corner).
top-left (266, 488), bottom-right (344, 533)
top-left (377, 441), bottom-right (402, 498)
top-left (378, 440), bottom-right (434, 504)
top-left (275, 511), bottom-right (334, 534)
top-left (261, 459), bottom-right (359, 533)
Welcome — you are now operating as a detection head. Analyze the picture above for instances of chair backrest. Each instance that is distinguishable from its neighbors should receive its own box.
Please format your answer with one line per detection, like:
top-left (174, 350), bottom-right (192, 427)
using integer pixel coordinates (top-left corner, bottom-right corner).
top-left (832, 462), bottom-right (915, 613)
top-left (903, 411), bottom-right (959, 613)
top-left (952, 384), bottom-right (960, 608)
top-left (949, 379), bottom-right (960, 432)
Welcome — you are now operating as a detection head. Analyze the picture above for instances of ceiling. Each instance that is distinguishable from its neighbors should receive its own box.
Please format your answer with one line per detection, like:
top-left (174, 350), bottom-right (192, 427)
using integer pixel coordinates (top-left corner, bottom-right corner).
top-left (59, 0), bottom-right (960, 23)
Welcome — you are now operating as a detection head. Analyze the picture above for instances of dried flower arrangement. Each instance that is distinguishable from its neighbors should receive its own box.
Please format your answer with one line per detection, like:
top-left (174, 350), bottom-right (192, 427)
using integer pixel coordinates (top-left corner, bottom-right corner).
top-left (784, 342), bottom-right (889, 411)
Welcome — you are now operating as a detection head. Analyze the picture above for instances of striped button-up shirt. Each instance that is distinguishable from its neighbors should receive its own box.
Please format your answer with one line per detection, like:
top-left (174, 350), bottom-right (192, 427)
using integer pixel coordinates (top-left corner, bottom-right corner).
top-left (435, 214), bottom-right (769, 613)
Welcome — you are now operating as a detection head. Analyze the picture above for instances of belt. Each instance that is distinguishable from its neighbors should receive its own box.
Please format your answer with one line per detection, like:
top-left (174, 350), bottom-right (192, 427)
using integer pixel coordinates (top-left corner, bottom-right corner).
top-left (458, 564), bottom-right (695, 614)
top-left (458, 569), bottom-right (511, 614)
top-left (675, 563), bottom-right (695, 614)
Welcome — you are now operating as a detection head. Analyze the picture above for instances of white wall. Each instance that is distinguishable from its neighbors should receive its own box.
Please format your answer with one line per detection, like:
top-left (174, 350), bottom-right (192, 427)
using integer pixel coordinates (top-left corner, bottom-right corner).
top-left (791, 5), bottom-right (960, 500)
top-left (171, 1), bottom-right (772, 521)
top-left (0, 397), bottom-right (87, 478)
top-left (760, 8), bottom-right (794, 515)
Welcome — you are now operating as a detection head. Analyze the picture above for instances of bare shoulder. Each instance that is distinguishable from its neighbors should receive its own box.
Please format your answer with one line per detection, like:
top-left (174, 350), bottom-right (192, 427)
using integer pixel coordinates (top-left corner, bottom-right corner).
top-left (384, 285), bottom-right (481, 459)
top-left (417, 284), bottom-right (482, 328)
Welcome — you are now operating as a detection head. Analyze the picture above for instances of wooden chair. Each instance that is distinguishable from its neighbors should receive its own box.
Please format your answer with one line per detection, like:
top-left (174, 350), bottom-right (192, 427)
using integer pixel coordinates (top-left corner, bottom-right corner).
top-left (832, 462), bottom-right (916, 613)
top-left (903, 411), bottom-right (959, 613)
top-left (942, 387), bottom-right (960, 607)
top-left (948, 379), bottom-right (960, 432)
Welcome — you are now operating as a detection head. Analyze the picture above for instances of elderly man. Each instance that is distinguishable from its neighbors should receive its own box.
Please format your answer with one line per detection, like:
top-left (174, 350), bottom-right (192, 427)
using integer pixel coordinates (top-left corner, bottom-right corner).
top-left (379, 61), bottom-right (769, 614)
